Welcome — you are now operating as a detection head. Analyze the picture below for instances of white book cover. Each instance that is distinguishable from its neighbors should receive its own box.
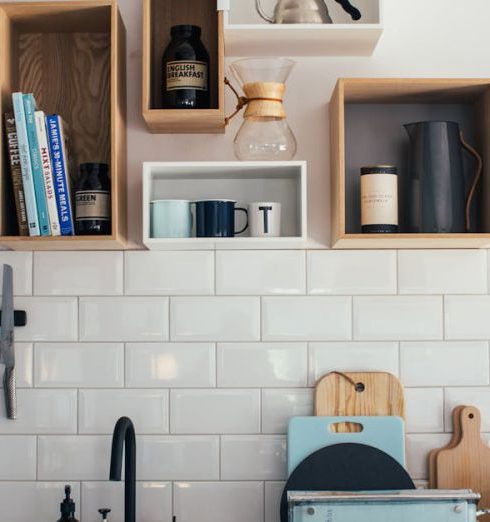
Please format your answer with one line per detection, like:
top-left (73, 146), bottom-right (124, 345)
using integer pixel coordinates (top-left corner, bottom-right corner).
top-left (34, 111), bottom-right (61, 236)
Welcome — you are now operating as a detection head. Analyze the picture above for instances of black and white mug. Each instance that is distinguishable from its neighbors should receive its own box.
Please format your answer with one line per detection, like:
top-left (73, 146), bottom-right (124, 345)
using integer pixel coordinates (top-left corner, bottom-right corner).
top-left (248, 202), bottom-right (281, 237)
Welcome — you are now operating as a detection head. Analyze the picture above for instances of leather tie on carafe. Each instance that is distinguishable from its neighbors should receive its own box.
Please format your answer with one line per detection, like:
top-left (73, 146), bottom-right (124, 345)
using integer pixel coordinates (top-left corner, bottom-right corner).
top-left (224, 77), bottom-right (286, 125)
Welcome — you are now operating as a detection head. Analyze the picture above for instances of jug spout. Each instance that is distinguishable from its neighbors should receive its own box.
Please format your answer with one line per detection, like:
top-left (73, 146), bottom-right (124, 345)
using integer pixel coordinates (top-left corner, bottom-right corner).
top-left (404, 122), bottom-right (418, 141)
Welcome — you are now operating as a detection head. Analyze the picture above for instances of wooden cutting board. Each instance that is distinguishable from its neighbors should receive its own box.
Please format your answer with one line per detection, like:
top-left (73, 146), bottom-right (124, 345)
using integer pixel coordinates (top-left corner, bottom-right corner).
top-left (315, 371), bottom-right (405, 432)
top-left (428, 405), bottom-right (464, 488)
top-left (437, 406), bottom-right (490, 517)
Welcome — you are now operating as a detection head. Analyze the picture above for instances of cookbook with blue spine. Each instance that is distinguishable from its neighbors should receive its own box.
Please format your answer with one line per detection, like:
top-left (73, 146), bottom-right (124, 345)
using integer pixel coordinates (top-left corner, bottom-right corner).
top-left (12, 92), bottom-right (40, 236)
top-left (46, 114), bottom-right (74, 235)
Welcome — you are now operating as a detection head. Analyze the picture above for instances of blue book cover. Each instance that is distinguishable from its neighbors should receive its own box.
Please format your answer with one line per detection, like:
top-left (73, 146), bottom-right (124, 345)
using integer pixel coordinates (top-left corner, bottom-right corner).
top-left (11, 93), bottom-right (40, 237)
top-left (23, 94), bottom-right (50, 236)
top-left (46, 115), bottom-right (74, 236)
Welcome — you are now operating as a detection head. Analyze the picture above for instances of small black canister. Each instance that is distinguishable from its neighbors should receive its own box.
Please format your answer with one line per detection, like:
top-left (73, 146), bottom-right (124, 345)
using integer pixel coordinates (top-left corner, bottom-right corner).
top-left (361, 165), bottom-right (399, 233)
top-left (75, 163), bottom-right (111, 235)
top-left (161, 25), bottom-right (210, 109)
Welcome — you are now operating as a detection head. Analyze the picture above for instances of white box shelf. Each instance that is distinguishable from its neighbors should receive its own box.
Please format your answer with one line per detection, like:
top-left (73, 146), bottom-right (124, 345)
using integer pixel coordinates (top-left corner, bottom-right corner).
top-left (221, 0), bottom-right (383, 57)
top-left (143, 161), bottom-right (307, 250)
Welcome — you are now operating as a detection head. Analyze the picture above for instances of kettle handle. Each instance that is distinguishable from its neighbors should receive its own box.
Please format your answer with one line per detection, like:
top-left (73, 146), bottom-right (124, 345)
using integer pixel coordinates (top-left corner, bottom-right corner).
top-left (460, 131), bottom-right (483, 233)
top-left (255, 0), bottom-right (274, 23)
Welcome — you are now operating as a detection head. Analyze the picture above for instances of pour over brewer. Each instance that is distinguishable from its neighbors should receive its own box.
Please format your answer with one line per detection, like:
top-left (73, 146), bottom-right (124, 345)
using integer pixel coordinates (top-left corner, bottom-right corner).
top-left (255, 0), bottom-right (361, 24)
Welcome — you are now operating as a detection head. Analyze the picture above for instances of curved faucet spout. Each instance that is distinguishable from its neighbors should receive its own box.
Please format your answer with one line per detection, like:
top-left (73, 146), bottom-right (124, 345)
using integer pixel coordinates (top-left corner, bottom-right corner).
top-left (110, 417), bottom-right (136, 522)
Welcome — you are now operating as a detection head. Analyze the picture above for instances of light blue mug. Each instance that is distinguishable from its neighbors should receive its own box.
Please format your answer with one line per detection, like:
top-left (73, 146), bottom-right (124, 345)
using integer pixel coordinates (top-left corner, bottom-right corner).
top-left (150, 200), bottom-right (193, 238)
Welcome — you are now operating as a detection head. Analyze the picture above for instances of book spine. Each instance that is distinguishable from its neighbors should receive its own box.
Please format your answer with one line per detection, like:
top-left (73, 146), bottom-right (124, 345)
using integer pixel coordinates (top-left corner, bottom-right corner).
top-left (12, 93), bottom-right (40, 237)
top-left (3, 114), bottom-right (29, 236)
top-left (23, 94), bottom-right (50, 236)
top-left (46, 115), bottom-right (74, 236)
top-left (35, 111), bottom-right (61, 236)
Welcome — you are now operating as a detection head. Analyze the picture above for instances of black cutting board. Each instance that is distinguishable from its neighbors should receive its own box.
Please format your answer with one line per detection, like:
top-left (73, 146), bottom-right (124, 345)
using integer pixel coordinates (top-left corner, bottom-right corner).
top-left (281, 443), bottom-right (415, 522)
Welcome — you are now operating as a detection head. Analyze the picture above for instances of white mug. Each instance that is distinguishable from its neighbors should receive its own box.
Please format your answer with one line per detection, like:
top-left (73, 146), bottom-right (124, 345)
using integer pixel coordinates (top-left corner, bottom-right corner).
top-left (249, 202), bottom-right (281, 237)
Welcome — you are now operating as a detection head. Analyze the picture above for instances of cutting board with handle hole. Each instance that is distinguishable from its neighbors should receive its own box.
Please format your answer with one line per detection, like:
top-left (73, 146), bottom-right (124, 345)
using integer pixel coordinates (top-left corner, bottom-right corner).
top-left (428, 405), bottom-right (464, 488)
top-left (436, 406), bottom-right (490, 520)
top-left (288, 415), bottom-right (405, 476)
top-left (315, 371), bottom-right (405, 432)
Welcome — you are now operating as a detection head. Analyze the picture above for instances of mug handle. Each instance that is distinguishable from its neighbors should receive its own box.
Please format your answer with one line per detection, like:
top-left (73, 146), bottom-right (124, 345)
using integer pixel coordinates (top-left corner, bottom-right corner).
top-left (235, 207), bottom-right (249, 235)
top-left (460, 131), bottom-right (483, 232)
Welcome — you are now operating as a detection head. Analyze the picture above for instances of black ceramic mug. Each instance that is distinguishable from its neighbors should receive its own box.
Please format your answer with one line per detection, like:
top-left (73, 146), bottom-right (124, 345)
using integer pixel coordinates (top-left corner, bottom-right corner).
top-left (194, 200), bottom-right (248, 237)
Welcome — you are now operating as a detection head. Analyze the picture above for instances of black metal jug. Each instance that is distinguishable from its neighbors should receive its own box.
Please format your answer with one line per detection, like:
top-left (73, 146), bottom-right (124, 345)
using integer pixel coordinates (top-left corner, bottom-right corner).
top-left (404, 121), bottom-right (482, 233)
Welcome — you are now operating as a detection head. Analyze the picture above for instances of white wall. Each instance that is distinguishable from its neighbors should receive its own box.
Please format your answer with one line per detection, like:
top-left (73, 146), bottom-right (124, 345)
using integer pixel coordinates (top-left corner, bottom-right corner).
top-left (2, 1), bottom-right (490, 521)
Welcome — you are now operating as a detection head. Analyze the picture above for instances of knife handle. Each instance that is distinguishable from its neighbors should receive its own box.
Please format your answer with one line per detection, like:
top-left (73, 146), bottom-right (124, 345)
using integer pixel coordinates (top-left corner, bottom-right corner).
top-left (4, 367), bottom-right (16, 420)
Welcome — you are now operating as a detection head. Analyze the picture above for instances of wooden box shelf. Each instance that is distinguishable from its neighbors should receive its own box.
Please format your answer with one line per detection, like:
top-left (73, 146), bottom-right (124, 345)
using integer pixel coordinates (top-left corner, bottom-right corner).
top-left (142, 0), bottom-right (225, 134)
top-left (142, 161), bottom-right (307, 250)
top-left (330, 78), bottom-right (490, 249)
top-left (223, 0), bottom-right (383, 57)
top-left (0, 0), bottom-right (127, 251)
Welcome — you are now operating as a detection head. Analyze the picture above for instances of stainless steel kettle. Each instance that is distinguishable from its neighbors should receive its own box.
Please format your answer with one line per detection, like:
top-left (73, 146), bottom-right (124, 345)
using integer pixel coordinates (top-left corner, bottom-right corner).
top-left (255, 0), bottom-right (361, 24)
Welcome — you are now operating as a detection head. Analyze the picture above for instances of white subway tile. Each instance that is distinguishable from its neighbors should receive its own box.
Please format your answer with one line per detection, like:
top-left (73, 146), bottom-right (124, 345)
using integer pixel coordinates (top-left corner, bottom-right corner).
top-left (0, 389), bottom-right (77, 434)
top-left (354, 296), bottom-right (443, 340)
top-left (170, 389), bottom-right (260, 434)
top-left (262, 297), bottom-right (351, 341)
top-left (0, 482), bottom-right (80, 522)
top-left (82, 482), bottom-right (172, 522)
top-left (35, 343), bottom-right (124, 388)
top-left (38, 435), bottom-right (111, 480)
top-left (15, 297), bottom-right (78, 342)
top-left (216, 251), bottom-right (305, 295)
top-left (80, 390), bottom-right (169, 434)
top-left (405, 388), bottom-right (444, 433)
top-left (170, 297), bottom-right (260, 342)
top-left (0, 252), bottom-right (32, 295)
top-left (262, 389), bottom-right (313, 434)
top-left (217, 343), bottom-right (307, 388)
top-left (0, 436), bottom-right (36, 479)
top-left (308, 251), bottom-right (397, 295)
top-left (308, 342), bottom-right (399, 385)
top-left (34, 251), bottom-right (123, 295)
top-left (126, 343), bottom-right (215, 388)
top-left (401, 342), bottom-right (489, 386)
top-left (0, 343), bottom-right (33, 388)
top-left (445, 388), bottom-right (490, 431)
top-left (125, 251), bottom-right (214, 296)
top-left (398, 250), bottom-right (487, 294)
top-left (139, 436), bottom-right (219, 480)
top-left (80, 297), bottom-right (168, 342)
top-left (406, 434), bottom-right (451, 480)
top-left (445, 296), bottom-right (490, 340)
top-left (174, 482), bottom-right (264, 522)
top-left (221, 435), bottom-right (287, 480)
top-left (265, 482), bottom-right (285, 522)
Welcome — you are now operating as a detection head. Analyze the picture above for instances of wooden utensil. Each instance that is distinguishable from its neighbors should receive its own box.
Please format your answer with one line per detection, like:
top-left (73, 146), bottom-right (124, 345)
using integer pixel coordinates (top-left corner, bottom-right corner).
top-left (315, 371), bottom-right (405, 432)
top-left (437, 406), bottom-right (490, 518)
top-left (428, 405), bottom-right (464, 488)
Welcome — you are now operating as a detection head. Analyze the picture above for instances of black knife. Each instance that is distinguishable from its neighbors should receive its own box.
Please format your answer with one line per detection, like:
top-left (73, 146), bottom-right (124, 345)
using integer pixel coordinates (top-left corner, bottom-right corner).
top-left (0, 265), bottom-right (16, 420)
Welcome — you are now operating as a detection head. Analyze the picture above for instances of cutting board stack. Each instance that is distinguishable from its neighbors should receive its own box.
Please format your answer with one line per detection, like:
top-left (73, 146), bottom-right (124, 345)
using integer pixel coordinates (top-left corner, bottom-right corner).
top-left (280, 371), bottom-right (413, 522)
top-left (430, 405), bottom-right (490, 521)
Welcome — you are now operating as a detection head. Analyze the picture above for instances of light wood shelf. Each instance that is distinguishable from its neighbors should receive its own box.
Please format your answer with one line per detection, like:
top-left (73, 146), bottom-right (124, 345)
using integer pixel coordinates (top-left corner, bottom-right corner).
top-left (142, 161), bottom-right (307, 250)
top-left (330, 77), bottom-right (490, 249)
top-left (142, 0), bottom-right (225, 134)
top-left (0, 0), bottom-right (127, 250)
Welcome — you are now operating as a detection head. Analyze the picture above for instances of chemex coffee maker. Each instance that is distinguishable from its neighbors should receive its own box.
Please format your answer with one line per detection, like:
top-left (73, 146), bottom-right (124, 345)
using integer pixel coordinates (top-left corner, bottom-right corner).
top-left (255, 0), bottom-right (362, 24)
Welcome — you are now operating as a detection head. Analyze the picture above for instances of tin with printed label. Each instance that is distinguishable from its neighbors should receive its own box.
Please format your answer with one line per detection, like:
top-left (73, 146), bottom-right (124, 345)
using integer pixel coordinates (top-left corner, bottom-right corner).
top-left (360, 165), bottom-right (399, 233)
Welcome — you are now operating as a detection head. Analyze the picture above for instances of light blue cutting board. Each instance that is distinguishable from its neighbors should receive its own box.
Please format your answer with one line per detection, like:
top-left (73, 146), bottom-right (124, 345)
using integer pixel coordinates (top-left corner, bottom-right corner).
top-left (288, 416), bottom-right (405, 476)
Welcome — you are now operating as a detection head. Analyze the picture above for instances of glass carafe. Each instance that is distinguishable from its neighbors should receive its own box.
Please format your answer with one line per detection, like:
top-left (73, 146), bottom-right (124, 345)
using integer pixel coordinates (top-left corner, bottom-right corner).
top-left (230, 58), bottom-right (297, 161)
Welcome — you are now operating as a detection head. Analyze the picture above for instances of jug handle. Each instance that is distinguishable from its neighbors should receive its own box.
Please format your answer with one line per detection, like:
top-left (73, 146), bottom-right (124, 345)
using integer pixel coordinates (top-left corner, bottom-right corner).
top-left (255, 0), bottom-right (274, 23)
top-left (460, 131), bottom-right (483, 233)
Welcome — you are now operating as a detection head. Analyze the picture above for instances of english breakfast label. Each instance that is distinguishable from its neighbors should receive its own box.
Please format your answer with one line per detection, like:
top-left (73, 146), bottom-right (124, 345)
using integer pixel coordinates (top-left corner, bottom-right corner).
top-left (166, 61), bottom-right (208, 91)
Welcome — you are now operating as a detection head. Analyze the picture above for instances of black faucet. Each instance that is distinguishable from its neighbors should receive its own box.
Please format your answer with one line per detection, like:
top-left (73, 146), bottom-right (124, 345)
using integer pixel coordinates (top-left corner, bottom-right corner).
top-left (110, 417), bottom-right (136, 522)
